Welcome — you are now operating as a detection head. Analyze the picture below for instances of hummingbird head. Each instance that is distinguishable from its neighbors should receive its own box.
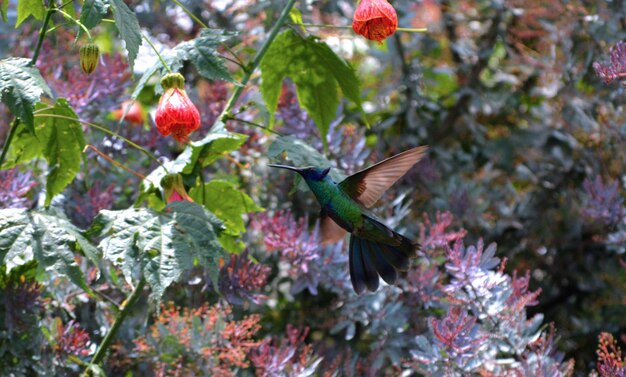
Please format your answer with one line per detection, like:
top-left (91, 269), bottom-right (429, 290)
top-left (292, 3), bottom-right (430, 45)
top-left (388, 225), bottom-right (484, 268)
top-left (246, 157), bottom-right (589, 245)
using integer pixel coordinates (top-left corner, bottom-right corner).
top-left (268, 164), bottom-right (331, 181)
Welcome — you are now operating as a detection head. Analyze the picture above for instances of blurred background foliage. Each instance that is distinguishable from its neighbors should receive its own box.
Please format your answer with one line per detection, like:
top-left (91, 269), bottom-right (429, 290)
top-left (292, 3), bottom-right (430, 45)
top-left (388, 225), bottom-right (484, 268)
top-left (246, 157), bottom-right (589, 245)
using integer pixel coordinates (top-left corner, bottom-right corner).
top-left (1, 0), bottom-right (626, 376)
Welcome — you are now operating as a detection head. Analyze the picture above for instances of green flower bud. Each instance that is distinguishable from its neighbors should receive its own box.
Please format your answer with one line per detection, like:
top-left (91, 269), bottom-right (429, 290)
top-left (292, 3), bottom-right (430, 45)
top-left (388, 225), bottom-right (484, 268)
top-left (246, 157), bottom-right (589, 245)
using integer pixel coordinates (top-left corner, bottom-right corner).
top-left (160, 72), bottom-right (186, 90)
top-left (79, 43), bottom-right (100, 74)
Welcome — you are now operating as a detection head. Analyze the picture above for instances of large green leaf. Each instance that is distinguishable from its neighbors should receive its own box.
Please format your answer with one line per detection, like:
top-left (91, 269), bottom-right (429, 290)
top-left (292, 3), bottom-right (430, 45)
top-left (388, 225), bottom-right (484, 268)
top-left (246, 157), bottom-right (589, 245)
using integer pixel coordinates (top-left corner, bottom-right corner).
top-left (269, 135), bottom-right (345, 182)
top-left (0, 208), bottom-right (98, 294)
top-left (260, 30), bottom-right (363, 148)
top-left (0, 58), bottom-right (52, 133)
top-left (109, 0), bottom-right (142, 70)
top-left (139, 126), bottom-right (248, 207)
top-left (77, 0), bottom-right (110, 39)
top-left (15, 0), bottom-right (46, 27)
top-left (132, 28), bottom-right (236, 99)
top-left (2, 99), bottom-right (86, 206)
top-left (190, 180), bottom-right (263, 252)
top-left (92, 201), bottom-right (226, 302)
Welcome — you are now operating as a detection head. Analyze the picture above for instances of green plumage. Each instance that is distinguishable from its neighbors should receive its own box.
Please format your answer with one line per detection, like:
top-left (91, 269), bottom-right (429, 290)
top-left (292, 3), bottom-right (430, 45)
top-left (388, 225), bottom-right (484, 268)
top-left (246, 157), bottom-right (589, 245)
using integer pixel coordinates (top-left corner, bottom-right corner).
top-left (270, 145), bottom-right (427, 293)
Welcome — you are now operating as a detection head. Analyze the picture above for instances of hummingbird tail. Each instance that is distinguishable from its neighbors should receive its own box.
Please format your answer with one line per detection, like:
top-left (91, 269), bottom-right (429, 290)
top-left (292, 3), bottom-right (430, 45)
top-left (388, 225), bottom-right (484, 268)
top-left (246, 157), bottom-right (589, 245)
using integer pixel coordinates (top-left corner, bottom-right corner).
top-left (349, 233), bottom-right (419, 294)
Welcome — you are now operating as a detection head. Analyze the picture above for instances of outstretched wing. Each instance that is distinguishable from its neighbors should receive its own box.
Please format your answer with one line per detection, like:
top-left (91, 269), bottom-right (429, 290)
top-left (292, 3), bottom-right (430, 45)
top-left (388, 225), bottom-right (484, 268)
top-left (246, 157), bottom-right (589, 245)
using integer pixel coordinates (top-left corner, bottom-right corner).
top-left (338, 146), bottom-right (428, 208)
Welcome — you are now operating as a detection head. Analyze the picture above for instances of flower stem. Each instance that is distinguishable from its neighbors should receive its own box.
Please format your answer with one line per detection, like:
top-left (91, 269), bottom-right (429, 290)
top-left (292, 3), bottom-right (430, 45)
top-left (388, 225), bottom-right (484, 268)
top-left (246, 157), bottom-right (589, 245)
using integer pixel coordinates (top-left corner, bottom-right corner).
top-left (53, 8), bottom-right (92, 40)
top-left (142, 34), bottom-right (172, 74)
top-left (33, 113), bottom-right (168, 173)
top-left (83, 277), bottom-right (146, 373)
top-left (220, 0), bottom-right (298, 120)
top-left (295, 23), bottom-right (428, 33)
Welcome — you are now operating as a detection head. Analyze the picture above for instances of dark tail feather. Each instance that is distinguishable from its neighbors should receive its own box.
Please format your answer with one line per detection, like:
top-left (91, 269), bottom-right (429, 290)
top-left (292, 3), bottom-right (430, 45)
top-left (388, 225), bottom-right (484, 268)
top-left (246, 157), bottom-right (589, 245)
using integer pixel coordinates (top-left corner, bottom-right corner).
top-left (349, 235), bottom-right (366, 294)
top-left (369, 242), bottom-right (397, 285)
top-left (359, 238), bottom-right (380, 292)
top-left (349, 234), bottom-right (420, 293)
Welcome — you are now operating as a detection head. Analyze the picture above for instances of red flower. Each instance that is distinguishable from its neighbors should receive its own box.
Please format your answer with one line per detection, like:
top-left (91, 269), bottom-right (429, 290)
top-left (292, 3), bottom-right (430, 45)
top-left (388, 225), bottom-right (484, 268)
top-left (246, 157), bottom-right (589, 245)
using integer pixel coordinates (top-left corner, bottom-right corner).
top-left (161, 173), bottom-right (194, 204)
top-left (155, 73), bottom-right (201, 143)
top-left (352, 0), bottom-right (398, 42)
top-left (111, 100), bottom-right (144, 125)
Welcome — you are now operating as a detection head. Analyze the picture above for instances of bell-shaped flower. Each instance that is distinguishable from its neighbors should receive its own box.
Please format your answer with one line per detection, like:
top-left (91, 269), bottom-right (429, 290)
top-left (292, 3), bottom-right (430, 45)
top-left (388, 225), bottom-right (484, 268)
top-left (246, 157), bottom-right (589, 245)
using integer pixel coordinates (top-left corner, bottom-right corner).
top-left (155, 73), bottom-right (201, 143)
top-left (352, 0), bottom-right (398, 43)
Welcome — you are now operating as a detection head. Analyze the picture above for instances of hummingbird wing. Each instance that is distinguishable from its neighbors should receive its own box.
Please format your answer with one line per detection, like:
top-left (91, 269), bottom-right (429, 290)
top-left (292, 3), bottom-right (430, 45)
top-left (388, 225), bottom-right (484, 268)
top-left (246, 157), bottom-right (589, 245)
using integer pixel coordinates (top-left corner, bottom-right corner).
top-left (320, 214), bottom-right (347, 244)
top-left (338, 146), bottom-right (428, 208)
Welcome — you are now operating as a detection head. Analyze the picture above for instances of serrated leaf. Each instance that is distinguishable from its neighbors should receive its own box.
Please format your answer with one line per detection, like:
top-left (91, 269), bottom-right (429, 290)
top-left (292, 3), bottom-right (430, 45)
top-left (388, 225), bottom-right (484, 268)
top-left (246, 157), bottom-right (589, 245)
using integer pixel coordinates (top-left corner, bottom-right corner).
top-left (37, 100), bottom-right (86, 205)
top-left (190, 180), bottom-right (263, 252)
top-left (260, 30), bottom-right (363, 148)
top-left (15, 0), bottom-right (46, 27)
top-left (187, 29), bottom-right (238, 84)
top-left (186, 129), bottom-right (248, 173)
top-left (0, 208), bottom-right (98, 294)
top-left (131, 28), bottom-right (236, 100)
top-left (109, 0), bottom-right (141, 70)
top-left (0, 57), bottom-right (52, 133)
top-left (78, 0), bottom-right (109, 39)
top-left (92, 202), bottom-right (226, 302)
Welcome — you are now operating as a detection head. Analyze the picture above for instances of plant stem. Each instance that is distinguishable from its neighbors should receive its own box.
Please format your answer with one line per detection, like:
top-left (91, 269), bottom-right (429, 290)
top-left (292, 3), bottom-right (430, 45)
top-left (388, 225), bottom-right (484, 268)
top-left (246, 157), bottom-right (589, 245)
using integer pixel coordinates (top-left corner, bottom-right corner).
top-left (33, 113), bottom-right (168, 173)
top-left (84, 277), bottom-right (146, 371)
top-left (0, 119), bottom-right (19, 169)
top-left (220, 0), bottom-right (298, 120)
top-left (142, 34), bottom-right (172, 73)
top-left (84, 144), bottom-right (147, 180)
top-left (223, 115), bottom-right (284, 136)
top-left (31, 6), bottom-right (55, 65)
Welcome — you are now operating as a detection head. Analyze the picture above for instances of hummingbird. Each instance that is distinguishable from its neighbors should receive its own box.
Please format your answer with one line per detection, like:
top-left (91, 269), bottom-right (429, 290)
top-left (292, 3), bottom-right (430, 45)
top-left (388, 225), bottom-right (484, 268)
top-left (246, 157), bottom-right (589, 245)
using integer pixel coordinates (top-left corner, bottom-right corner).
top-left (269, 145), bottom-right (427, 294)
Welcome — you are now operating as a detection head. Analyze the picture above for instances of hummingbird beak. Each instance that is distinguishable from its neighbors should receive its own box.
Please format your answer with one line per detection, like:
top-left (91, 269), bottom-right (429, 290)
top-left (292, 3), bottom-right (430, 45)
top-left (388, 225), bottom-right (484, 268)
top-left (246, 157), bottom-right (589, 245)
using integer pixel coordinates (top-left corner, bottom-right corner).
top-left (268, 164), bottom-right (303, 173)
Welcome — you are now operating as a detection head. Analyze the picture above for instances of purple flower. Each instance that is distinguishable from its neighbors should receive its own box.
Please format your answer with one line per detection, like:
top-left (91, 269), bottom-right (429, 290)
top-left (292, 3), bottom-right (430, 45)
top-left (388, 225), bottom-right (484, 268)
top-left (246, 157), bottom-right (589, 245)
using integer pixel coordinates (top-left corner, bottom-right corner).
top-left (0, 168), bottom-right (36, 209)
top-left (582, 176), bottom-right (625, 227)
top-left (593, 41), bottom-right (626, 84)
top-left (219, 250), bottom-right (271, 305)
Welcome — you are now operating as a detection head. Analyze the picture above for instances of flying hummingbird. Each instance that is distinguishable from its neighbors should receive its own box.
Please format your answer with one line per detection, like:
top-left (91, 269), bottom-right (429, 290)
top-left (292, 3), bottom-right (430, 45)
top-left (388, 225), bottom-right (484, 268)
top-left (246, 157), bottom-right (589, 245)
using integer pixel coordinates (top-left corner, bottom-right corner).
top-left (269, 146), bottom-right (428, 293)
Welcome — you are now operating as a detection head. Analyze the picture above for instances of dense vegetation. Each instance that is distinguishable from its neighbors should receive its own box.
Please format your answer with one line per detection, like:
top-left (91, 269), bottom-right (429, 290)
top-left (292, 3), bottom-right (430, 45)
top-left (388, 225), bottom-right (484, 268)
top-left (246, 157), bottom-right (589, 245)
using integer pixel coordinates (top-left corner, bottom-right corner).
top-left (0, 0), bottom-right (625, 376)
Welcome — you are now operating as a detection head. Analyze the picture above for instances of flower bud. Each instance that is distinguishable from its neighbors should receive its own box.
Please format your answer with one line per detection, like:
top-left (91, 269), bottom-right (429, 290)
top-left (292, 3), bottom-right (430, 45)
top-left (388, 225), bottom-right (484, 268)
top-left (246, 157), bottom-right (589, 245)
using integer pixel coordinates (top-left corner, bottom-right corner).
top-left (160, 173), bottom-right (193, 204)
top-left (155, 73), bottom-right (201, 143)
top-left (79, 43), bottom-right (100, 74)
top-left (352, 0), bottom-right (398, 43)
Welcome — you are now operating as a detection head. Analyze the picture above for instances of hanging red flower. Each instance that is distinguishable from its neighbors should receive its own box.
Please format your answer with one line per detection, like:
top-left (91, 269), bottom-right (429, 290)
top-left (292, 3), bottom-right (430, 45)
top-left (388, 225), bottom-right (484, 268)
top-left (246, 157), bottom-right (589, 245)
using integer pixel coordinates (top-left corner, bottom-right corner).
top-left (155, 73), bottom-right (201, 143)
top-left (352, 0), bottom-right (398, 43)
top-left (111, 100), bottom-right (144, 125)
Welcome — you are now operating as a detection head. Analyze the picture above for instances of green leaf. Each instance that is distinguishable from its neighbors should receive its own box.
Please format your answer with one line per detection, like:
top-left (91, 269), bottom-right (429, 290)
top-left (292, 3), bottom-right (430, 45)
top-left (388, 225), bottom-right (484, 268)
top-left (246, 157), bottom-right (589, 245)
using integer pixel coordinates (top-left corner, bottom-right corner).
top-left (0, 57), bottom-right (52, 133)
top-left (2, 99), bottom-right (86, 206)
top-left (0, 208), bottom-right (99, 294)
top-left (190, 180), bottom-right (263, 252)
top-left (15, 0), bottom-right (46, 27)
top-left (78, 0), bottom-right (110, 39)
top-left (92, 202), bottom-right (226, 302)
top-left (1, 0), bottom-right (9, 22)
top-left (187, 29), bottom-right (238, 84)
top-left (260, 30), bottom-right (363, 148)
top-left (185, 128), bottom-right (248, 173)
top-left (37, 100), bottom-right (86, 205)
top-left (131, 28), bottom-right (237, 99)
top-left (109, 0), bottom-right (142, 70)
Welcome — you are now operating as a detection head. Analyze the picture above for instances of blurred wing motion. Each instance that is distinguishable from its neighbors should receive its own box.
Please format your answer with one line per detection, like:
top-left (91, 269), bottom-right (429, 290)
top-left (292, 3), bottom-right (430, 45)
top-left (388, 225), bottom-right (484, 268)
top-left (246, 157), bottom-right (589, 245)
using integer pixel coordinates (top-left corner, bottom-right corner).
top-left (338, 146), bottom-right (428, 208)
top-left (320, 213), bottom-right (347, 244)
